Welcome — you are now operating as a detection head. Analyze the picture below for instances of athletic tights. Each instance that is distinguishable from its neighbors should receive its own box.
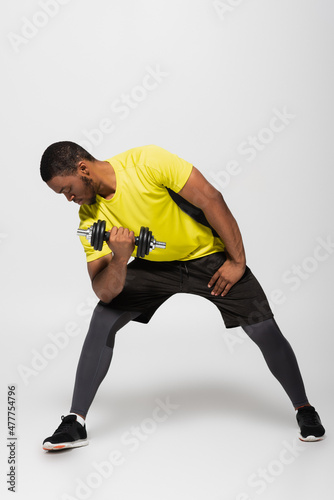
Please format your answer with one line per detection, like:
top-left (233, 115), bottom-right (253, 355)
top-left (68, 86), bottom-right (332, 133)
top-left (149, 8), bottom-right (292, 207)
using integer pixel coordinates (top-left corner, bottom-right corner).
top-left (70, 304), bottom-right (309, 417)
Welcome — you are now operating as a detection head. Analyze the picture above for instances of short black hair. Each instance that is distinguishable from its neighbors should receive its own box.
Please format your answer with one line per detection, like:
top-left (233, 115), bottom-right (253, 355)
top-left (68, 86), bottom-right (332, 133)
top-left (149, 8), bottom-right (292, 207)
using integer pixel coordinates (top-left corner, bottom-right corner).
top-left (40, 141), bottom-right (95, 182)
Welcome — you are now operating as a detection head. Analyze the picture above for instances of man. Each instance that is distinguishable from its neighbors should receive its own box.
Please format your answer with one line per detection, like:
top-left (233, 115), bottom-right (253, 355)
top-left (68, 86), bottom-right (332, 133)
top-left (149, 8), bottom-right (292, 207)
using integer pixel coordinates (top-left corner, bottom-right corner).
top-left (40, 141), bottom-right (325, 450)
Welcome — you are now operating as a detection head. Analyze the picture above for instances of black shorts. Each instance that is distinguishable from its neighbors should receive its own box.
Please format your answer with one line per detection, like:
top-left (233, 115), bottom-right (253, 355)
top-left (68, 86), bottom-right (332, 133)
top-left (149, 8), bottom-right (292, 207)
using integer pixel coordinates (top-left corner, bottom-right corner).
top-left (101, 252), bottom-right (274, 329)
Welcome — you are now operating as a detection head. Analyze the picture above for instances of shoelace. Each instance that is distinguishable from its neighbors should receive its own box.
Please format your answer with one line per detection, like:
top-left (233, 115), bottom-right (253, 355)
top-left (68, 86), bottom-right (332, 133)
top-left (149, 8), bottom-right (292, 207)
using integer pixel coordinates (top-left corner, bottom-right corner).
top-left (54, 415), bottom-right (76, 434)
top-left (299, 408), bottom-right (319, 426)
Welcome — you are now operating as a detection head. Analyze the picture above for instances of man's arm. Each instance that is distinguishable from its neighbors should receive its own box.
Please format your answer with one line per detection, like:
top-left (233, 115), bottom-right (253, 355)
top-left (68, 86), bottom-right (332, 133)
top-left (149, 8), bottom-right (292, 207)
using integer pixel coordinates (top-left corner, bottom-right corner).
top-left (87, 227), bottom-right (135, 302)
top-left (178, 166), bottom-right (246, 296)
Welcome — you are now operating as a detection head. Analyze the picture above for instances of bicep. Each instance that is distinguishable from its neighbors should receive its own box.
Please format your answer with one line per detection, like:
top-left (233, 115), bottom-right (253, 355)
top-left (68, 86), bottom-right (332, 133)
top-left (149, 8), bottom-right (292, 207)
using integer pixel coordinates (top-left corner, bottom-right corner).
top-left (87, 253), bottom-right (113, 283)
top-left (177, 166), bottom-right (223, 211)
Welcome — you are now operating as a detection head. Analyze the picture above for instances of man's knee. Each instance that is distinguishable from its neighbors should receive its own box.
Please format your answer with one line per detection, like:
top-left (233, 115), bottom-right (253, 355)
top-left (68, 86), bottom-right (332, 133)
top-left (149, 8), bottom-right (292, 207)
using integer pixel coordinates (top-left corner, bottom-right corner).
top-left (88, 303), bottom-right (140, 347)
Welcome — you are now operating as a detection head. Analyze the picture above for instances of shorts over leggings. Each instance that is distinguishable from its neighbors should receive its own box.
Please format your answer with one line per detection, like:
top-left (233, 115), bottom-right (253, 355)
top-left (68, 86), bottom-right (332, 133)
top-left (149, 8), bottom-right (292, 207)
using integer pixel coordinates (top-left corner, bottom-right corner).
top-left (101, 252), bottom-right (274, 329)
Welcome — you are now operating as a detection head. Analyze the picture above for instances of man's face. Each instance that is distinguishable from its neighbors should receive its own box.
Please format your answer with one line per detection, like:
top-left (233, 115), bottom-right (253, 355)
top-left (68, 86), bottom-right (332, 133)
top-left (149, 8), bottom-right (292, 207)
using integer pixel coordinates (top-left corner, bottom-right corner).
top-left (46, 174), bottom-right (97, 206)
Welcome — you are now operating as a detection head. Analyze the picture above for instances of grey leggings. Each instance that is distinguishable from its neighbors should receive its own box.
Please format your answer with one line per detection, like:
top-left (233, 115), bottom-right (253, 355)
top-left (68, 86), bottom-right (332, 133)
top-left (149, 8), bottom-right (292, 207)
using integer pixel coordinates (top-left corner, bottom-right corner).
top-left (70, 304), bottom-right (309, 417)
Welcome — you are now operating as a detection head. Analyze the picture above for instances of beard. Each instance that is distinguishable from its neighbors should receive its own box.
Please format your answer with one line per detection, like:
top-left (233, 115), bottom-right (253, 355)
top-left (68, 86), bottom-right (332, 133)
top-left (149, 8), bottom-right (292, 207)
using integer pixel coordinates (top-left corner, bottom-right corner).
top-left (81, 176), bottom-right (97, 205)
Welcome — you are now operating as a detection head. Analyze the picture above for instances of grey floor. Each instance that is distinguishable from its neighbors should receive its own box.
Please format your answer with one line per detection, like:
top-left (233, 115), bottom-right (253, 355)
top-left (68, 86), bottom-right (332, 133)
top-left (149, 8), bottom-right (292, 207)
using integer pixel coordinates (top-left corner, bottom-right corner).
top-left (16, 295), bottom-right (332, 500)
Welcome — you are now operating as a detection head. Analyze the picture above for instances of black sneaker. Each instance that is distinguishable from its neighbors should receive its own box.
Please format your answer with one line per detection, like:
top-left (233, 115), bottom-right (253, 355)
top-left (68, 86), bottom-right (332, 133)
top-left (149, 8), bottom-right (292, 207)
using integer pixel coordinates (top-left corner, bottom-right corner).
top-left (43, 415), bottom-right (88, 451)
top-left (296, 405), bottom-right (325, 442)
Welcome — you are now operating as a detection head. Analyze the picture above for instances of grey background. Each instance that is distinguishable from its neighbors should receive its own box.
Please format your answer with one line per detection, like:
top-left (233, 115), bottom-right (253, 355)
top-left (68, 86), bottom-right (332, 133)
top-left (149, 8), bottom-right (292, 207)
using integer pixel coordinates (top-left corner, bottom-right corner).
top-left (1, 1), bottom-right (333, 499)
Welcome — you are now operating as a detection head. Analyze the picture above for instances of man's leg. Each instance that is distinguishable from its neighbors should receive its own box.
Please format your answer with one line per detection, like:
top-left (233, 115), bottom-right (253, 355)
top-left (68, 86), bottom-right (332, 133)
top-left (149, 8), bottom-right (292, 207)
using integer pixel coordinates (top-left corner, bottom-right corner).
top-left (42, 303), bottom-right (140, 450)
top-left (241, 318), bottom-right (308, 408)
top-left (242, 318), bottom-right (325, 441)
top-left (185, 252), bottom-right (325, 441)
top-left (70, 303), bottom-right (141, 417)
top-left (42, 258), bottom-right (181, 451)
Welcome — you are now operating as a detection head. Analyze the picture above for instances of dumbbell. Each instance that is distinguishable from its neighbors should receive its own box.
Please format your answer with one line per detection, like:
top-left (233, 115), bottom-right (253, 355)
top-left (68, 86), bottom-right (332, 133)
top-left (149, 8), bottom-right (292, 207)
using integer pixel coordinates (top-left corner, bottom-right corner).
top-left (77, 219), bottom-right (166, 258)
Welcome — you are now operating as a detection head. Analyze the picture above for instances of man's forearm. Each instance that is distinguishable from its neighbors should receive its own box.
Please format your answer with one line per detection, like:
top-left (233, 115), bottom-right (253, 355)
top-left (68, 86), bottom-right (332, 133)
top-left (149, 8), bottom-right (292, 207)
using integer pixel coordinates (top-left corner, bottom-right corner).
top-left (203, 193), bottom-right (246, 266)
top-left (92, 255), bottom-right (128, 302)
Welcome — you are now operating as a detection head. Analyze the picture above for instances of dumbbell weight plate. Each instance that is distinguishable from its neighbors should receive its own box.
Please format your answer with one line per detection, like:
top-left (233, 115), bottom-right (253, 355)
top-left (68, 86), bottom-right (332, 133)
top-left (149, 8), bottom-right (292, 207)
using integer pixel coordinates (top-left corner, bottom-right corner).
top-left (99, 220), bottom-right (107, 251)
top-left (136, 226), bottom-right (144, 258)
top-left (137, 226), bottom-right (149, 258)
top-left (146, 230), bottom-right (152, 255)
top-left (141, 227), bottom-right (150, 258)
top-left (90, 219), bottom-right (104, 251)
top-left (91, 222), bottom-right (98, 248)
top-left (95, 220), bottom-right (106, 251)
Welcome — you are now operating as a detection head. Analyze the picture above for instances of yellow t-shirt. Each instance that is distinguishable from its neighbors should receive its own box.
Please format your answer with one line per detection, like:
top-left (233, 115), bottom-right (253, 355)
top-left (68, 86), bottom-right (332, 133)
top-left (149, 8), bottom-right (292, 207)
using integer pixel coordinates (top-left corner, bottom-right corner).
top-left (78, 145), bottom-right (225, 262)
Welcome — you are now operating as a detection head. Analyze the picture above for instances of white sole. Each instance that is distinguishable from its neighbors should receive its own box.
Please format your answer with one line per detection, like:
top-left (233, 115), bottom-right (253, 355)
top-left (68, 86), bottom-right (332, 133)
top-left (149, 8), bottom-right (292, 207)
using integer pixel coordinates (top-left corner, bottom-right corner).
top-left (298, 433), bottom-right (325, 442)
top-left (43, 439), bottom-right (89, 451)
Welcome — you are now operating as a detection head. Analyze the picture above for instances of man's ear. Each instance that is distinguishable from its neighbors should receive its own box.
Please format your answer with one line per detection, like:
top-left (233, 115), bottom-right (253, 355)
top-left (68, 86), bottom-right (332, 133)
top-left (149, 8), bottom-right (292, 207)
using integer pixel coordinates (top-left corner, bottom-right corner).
top-left (77, 160), bottom-right (90, 176)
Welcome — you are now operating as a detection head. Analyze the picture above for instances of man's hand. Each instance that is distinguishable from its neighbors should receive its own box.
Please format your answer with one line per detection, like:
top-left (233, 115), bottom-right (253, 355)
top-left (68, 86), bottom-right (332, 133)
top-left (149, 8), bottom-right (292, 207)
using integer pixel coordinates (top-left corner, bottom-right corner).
top-left (107, 226), bottom-right (135, 261)
top-left (208, 259), bottom-right (246, 297)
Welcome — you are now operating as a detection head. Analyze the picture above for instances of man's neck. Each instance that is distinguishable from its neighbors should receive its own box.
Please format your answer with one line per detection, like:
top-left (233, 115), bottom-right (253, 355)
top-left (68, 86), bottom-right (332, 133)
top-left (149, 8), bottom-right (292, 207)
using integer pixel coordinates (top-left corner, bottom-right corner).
top-left (95, 161), bottom-right (117, 200)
